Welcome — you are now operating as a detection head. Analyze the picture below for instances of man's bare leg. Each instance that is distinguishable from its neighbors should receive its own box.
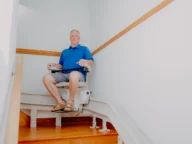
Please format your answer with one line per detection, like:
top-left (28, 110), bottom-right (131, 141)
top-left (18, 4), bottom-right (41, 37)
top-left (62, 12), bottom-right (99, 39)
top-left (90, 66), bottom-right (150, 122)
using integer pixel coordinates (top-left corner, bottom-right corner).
top-left (65, 71), bottom-right (80, 111)
top-left (42, 74), bottom-right (65, 105)
top-left (68, 71), bottom-right (81, 101)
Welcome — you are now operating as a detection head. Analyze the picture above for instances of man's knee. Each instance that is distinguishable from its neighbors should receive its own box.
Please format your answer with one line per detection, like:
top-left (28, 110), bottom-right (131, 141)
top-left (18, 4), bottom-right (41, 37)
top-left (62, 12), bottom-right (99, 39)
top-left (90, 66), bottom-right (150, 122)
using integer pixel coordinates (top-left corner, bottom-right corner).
top-left (42, 74), bottom-right (55, 84)
top-left (69, 71), bottom-right (80, 82)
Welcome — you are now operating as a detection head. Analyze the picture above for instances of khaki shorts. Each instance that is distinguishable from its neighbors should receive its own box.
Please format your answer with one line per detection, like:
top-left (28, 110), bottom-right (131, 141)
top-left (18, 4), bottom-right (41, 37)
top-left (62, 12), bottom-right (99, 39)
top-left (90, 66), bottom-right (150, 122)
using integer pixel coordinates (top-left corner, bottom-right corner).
top-left (51, 72), bottom-right (85, 83)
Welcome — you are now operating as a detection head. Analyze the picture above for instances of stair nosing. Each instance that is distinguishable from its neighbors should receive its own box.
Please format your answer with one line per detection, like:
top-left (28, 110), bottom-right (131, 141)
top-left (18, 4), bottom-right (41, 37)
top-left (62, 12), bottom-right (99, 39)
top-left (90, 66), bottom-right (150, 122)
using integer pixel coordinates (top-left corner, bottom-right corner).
top-left (19, 132), bottom-right (118, 142)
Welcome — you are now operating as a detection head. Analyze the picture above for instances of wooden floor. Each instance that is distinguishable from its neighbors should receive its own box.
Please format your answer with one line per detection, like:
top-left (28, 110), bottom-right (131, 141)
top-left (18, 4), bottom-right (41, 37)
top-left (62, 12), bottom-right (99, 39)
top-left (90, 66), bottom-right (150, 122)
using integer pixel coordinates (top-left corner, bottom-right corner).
top-left (19, 124), bottom-right (118, 144)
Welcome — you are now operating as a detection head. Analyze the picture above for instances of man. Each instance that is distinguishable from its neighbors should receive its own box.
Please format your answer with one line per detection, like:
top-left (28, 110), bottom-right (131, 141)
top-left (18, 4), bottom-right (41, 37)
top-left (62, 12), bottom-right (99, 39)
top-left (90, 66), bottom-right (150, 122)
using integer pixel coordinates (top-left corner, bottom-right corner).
top-left (43, 29), bottom-right (94, 112)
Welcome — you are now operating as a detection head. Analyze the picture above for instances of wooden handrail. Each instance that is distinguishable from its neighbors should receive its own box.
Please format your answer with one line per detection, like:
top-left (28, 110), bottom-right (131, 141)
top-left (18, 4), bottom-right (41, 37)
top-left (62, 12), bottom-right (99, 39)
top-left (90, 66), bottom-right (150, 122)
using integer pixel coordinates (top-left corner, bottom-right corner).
top-left (92, 0), bottom-right (173, 55)
top-left (16, 0), bottom-right (173, 57)
top-left (4, 56), bottom-right (23, 144)
top-left (16, 48), bottom-right (61, 57)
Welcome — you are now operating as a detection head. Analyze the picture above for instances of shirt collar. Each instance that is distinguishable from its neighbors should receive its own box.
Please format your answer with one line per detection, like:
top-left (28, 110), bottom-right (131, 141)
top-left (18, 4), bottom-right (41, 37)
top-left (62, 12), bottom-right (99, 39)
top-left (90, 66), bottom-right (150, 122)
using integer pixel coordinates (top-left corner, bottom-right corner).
top-left (69, 44), bottom-right (81, 49)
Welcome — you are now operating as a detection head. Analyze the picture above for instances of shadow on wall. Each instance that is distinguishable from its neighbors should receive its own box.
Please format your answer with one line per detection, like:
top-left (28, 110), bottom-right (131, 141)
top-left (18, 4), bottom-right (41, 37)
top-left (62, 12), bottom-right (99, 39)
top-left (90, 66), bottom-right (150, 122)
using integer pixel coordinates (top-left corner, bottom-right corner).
top-left (19, 0), bottom-right (66, 10)
top-left (0, 48), bottom-right (10, 142)
top-left (87, 60), bottom-right (96, 91)
top-left (20, 54), bottom-right (60, 94)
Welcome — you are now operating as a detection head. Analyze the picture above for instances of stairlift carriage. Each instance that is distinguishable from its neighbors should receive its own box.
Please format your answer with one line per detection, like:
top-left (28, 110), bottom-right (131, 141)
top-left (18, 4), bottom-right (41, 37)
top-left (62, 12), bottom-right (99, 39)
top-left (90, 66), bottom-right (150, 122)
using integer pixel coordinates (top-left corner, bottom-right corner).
top-left (20, 64), bottom-right (93, 127)
top-left (50, 64), bottom-right (92, 114)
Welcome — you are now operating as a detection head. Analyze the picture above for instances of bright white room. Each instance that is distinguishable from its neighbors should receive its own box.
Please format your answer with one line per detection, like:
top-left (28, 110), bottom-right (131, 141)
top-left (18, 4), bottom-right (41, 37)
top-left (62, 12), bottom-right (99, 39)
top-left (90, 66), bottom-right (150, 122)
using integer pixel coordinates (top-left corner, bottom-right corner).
top-left (1, 0), bottom-right (192, 144)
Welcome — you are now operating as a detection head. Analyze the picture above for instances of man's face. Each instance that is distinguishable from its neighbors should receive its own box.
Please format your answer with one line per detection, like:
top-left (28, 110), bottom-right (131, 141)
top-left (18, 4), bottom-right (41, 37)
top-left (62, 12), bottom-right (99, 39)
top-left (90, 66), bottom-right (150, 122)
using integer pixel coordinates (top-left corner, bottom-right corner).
top-left (70, 31), bottom-right (80, 45)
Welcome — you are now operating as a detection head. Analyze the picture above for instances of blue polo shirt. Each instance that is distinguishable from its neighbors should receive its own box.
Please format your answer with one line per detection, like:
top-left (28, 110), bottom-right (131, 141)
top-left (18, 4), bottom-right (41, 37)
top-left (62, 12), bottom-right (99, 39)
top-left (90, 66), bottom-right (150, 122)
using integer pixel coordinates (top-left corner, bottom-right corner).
top-left (59, 44), bottom-right (94, 80)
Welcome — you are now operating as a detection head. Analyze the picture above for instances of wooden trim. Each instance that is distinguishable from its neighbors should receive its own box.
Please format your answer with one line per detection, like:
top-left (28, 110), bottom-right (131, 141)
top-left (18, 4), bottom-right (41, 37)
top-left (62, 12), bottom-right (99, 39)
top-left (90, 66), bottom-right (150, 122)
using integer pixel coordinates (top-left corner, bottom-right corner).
top-left (16, 48), bottom-right (61, 57)
top-left (92, 0), bottom-right (173, 55)
top-left (4, 56), bottom-right (23, 144)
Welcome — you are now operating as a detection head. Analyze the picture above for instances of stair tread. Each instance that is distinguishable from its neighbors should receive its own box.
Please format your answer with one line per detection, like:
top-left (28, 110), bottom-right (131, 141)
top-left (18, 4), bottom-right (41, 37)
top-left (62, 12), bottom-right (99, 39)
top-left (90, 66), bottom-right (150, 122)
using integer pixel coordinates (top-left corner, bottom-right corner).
top-left (19, 124), bottom-right (117, 142)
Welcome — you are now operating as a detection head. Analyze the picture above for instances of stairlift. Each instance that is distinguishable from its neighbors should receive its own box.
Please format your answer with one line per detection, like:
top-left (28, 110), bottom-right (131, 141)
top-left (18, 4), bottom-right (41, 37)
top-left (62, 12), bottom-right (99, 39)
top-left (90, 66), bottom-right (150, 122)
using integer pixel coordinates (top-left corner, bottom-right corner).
top-left (20, 64), bottom-right (92, 127)
top-left (50, 64), bottom-right (92, 115)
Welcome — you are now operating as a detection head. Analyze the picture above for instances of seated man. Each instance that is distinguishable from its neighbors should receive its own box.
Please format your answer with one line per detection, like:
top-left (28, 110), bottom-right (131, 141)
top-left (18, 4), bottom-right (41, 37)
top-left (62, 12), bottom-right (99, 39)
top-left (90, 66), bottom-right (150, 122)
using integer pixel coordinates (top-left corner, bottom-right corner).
top-left (43, 29), bottom-right (94, 112)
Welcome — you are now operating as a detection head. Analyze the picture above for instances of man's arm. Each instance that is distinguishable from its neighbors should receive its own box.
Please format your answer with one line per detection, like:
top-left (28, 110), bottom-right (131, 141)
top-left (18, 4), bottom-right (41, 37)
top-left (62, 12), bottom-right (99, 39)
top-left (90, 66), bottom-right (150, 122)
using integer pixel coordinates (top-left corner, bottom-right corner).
top-left (77, 59), bottom-right (93, 67)
top-left (54, 63), bottom-right (62, 69)
top-left (86, 60), bottom-right (94, 66)
top-left (77, 47), bottom-right (94, 66)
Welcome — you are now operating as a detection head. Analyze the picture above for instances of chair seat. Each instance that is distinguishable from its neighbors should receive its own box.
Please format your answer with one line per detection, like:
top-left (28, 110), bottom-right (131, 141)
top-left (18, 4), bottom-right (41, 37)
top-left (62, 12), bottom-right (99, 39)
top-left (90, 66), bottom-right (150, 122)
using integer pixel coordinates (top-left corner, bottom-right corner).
top-left (56, 82), bottom-right (87, 88)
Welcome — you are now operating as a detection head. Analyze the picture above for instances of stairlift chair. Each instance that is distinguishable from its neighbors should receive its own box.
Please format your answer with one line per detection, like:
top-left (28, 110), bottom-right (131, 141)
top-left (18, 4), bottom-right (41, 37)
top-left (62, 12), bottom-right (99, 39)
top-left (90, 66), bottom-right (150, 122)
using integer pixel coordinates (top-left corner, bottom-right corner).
top-left (50, 64), bottom-right (92, 114)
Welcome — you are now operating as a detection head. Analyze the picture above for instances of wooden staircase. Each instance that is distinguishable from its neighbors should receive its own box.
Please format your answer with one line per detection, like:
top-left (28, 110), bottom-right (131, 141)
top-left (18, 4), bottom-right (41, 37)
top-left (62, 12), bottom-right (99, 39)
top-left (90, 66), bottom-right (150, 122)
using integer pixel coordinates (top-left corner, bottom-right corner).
top-left (18, 112), bottom-right (118, 144)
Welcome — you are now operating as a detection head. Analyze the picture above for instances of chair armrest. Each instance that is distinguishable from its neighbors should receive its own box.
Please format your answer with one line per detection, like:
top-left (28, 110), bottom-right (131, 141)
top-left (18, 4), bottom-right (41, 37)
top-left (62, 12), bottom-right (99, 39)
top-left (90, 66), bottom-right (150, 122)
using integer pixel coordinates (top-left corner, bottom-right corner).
top-left (83, 64), bottom-right (91, 72)
top-left (51, 64), bottom-right (91, 73)
top-left (49, 66), bottom-right (61, 73)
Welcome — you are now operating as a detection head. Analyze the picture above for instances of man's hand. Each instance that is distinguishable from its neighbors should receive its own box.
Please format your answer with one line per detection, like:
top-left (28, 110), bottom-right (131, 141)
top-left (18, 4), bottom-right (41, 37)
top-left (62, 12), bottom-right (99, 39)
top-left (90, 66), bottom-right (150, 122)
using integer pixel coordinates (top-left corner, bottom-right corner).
top-left (47, 63), bottom-right (62, 70)
top-left (47, 63), bottom-right (54, 70)
top-left (77, 59), bottom-right (87, 66)
top-left (77, 59), bottom-right (94, 67)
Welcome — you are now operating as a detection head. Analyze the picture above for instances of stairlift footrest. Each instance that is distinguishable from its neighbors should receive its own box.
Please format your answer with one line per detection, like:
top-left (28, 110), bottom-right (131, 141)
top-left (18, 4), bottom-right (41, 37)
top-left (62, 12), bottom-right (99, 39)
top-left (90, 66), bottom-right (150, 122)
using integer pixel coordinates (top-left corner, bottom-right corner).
top-left (54, 109), bottom-right (78, 113)
top-left (54, 105), bottom-right (83, 116)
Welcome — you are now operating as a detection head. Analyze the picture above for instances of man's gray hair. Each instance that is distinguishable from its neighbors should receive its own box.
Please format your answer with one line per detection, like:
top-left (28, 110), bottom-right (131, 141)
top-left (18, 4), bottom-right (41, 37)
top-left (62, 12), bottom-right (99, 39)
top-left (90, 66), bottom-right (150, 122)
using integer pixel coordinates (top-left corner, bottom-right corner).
top-left (70, 29), bottom-right (80, 34)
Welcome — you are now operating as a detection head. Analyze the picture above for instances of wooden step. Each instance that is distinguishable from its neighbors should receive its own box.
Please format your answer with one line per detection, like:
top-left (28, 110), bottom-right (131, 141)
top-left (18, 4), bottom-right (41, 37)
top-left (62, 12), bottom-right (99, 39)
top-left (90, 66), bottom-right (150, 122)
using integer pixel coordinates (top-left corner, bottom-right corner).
top-left (19, 124), bottom-right (118, 144)
top-left (19, 110), bottom-right (118, 144)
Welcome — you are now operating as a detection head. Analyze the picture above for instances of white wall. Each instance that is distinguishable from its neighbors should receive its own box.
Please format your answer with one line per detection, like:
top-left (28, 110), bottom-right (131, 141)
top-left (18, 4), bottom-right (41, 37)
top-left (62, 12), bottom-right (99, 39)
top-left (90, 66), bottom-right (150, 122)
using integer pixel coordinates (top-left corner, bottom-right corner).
top-left (90, 0), bottom-right (162, 50)
top-left (90, 0), bottom-right (192, 144)
top-left (17, 0), bottom-right (91, 50)
top-left (0, 0), bottom-right (19, 142)
top-left (17, 0), bottom-right (91, 94)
